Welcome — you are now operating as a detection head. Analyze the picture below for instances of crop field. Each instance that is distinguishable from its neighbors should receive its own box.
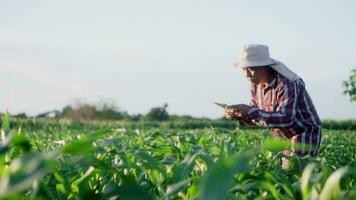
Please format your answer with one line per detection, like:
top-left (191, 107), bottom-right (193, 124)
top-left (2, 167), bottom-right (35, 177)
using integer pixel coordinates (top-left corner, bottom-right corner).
top-left (0, 116), bottom-right (355, 199)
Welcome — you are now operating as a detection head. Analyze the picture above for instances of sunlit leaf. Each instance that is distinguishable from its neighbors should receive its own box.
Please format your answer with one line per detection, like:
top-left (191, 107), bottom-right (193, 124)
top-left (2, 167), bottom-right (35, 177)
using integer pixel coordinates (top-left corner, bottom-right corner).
top-left (199, 148), bottom-right (259, 200)
top-left (0, 152), bottom-right (56, 197)
top-left (71, 166), bottom-right (95, 193)
top-left (319, 167), bottom-right (348, 200)
top-left (2, 112), bottom-right (11, 132)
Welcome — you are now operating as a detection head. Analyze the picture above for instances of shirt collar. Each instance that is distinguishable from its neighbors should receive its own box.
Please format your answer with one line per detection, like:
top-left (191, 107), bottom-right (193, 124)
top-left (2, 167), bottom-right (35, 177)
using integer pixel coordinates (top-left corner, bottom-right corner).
top-left (263, 76), bottom-right (277, 89)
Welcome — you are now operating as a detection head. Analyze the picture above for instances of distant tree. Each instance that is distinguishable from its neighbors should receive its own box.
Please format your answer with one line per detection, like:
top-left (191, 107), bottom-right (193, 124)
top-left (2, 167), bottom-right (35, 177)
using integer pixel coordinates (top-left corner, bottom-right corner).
top-left (97, 106), bottom-right (127, 120)
top-left (13, 112), bottom-right (27, 119)
top-left (61, 103), bottom-right (97, 121)
top-left (76, 104), bottom-right (97, 120)
top-left (128, 114), bottom-right (142, 121)
top-left (343, 69), bottom-right (356, 102)
top-left (145, 103), bottom-right (169, 121)
top-left (62, 106), bottom-right (74, 118)
top-left (61, 99), bottom-right (128, 121)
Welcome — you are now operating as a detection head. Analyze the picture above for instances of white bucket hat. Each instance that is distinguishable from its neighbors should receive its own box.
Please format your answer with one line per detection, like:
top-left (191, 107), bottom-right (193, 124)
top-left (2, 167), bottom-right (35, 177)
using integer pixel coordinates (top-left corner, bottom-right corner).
top-left (234, 44), bottom-right (300, 81)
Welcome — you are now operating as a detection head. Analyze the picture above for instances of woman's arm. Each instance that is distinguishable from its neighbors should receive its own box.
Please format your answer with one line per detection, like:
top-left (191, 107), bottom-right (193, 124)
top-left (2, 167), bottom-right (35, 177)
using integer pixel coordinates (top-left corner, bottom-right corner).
top-left (247, 80), bottom-right (299, 128)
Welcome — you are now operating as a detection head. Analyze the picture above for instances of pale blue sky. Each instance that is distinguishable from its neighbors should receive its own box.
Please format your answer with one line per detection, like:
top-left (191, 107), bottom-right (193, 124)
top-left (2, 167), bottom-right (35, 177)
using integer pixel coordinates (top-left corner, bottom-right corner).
top-left (1, 0), bottom-right (355, 119)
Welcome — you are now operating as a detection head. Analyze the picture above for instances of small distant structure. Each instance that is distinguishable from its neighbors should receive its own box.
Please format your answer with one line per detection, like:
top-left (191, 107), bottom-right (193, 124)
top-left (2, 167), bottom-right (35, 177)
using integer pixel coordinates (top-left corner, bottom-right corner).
top-left (36, 110), bottom-right (62, 119)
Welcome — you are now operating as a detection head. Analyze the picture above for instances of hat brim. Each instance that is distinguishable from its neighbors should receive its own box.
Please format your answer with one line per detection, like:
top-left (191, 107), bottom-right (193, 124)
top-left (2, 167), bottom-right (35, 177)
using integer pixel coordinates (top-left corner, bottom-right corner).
top-left (233, 59), bottom-right (275, 69)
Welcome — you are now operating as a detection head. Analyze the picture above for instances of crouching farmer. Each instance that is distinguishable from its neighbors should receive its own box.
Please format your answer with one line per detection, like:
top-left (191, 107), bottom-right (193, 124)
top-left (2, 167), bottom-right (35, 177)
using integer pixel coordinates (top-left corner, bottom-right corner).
top-left (225, 44), bottom-right (322, 169)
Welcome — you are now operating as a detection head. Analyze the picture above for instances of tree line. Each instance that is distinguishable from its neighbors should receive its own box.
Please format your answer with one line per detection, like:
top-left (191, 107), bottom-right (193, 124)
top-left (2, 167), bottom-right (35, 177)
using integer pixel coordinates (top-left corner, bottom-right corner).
top-left (61, 102), bottom-right (171, 121)
top-left (6, 101), bottom-right (210, 122)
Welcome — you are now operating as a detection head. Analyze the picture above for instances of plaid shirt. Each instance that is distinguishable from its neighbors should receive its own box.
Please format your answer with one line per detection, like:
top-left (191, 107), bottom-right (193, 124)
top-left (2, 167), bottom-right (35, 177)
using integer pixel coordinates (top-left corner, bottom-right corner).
top-left (244, 74), bottom-right (322, 156)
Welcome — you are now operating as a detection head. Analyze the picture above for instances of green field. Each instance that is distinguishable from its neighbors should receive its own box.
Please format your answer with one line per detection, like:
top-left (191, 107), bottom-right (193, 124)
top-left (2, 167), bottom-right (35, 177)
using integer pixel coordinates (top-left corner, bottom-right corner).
top-left (0, 117), bottom-right (355, 199)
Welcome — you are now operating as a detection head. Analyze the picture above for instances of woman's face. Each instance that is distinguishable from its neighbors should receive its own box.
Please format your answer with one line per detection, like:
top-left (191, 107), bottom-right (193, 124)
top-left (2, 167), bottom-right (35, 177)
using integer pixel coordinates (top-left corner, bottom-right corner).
top-left (243, 66), bottom-right (271, 84)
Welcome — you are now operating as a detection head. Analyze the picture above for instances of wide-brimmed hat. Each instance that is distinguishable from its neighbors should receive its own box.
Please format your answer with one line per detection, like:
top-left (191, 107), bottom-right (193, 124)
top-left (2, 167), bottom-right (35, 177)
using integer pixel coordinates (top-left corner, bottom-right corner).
top-left (234, 44), bottom-right (300, 81)
top-left (235, 44), bottom-right (275, 68)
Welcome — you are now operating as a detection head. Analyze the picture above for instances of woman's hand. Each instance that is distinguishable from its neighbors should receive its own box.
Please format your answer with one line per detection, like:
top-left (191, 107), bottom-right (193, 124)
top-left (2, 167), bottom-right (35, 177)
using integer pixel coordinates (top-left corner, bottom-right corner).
top-left (224, 104), bottom-right (250, 120)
